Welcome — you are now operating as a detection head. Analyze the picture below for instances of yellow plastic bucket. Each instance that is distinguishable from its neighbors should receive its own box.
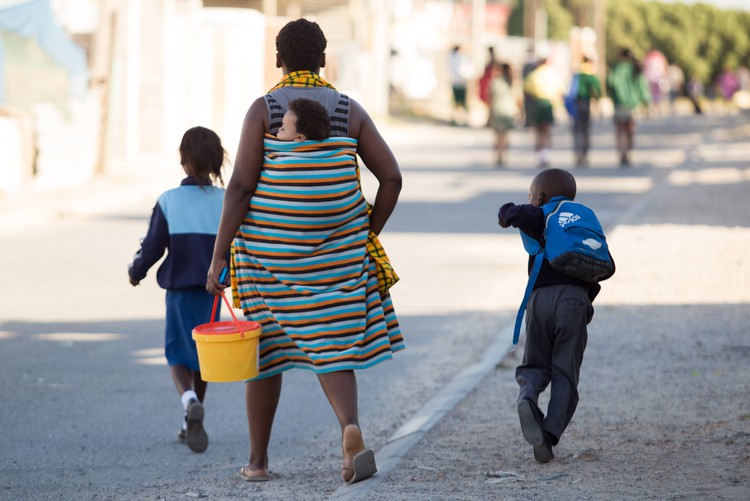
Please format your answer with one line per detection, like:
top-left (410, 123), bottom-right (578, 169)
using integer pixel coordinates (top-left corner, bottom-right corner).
top-left (192, 292), bottom-right (262, 382)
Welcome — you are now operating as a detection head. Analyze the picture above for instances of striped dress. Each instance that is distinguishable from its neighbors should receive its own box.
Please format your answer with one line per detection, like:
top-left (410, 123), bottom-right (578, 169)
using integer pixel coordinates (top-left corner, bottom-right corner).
top-left (232, 136), bottom-right (404, 377)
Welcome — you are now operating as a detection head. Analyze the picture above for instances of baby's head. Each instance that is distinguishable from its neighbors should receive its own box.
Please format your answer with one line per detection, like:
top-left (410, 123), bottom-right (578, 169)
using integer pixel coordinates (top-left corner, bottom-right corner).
top-left (528, 168), bottom-right (576, 207)
top-left (179, 126), bottom-right (226, 186)
top-left (277, 98), bottom-right (331, 142)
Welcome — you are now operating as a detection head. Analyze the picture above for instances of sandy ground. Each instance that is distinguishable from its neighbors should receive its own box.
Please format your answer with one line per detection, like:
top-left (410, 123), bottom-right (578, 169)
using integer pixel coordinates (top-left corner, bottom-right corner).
top-left (357, 138), bottom-right (750, 500)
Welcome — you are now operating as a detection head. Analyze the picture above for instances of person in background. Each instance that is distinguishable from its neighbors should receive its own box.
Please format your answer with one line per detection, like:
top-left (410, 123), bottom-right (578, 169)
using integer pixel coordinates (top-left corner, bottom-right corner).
top-left (715, 65), bottom-right (739, 102)
top-left (522, 47), bottom-right (540, 128)
top-left (686, 76), bottom-right (704, 115)
top-left (668, 63), bottom-right (685, 113)
top-left (449, 44), bottom-right (472, 126)
top-left (524, 55), bottom-right (565, 167)
top-left (643, 51), bottom-right (668, 115)
top-left (571, 55), bottom-right (601, 167)
top-left (606, 48), bottom-right (651, 167)
top-left (488, 62), bottom-right (520, 166)
top-left (479, 46), bottom-right (496, 123)
top-left (128, 126), bottom-right (227, 454)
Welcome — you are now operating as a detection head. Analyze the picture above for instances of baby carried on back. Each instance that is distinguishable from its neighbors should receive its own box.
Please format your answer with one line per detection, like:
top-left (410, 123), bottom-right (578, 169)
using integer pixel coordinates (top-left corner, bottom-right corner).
top-left (253, 133), bottom-right (398, 297)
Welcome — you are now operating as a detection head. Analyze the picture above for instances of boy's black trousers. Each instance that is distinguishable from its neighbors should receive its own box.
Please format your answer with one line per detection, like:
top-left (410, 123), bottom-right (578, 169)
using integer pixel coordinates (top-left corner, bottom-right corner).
top-left (515, 284), bottom-right (593, 444)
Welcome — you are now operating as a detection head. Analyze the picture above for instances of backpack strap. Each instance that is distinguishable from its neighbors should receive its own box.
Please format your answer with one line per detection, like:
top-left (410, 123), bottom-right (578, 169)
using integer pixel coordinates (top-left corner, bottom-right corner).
top-left (511, 197), bottom-right (568, 348)
top-left (512, 248), bottom-right (544, 348)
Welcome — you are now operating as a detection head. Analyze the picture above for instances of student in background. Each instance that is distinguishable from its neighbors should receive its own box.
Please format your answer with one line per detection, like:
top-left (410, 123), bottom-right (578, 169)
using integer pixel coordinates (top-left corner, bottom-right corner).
top-left (488, 62), bottom-right (520, 166)
top-left (607, 48), bottom-right (651, 167)
top-left (524, 55), bottom-right (565, 167)
top-left (571, 56), bottom-right (602, 167)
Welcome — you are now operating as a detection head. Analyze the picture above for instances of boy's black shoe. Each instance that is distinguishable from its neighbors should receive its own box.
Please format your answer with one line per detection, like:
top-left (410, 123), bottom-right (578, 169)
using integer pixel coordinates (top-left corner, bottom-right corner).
top-left (619, 152), bottom-right (631, 167)
top-left (177, 414), bottom-right (187, 442)
top-left (186, 399), bottom-right (208, 453)
top-left (533, 431), bottom-right (555, 464)
top-left (517, 398), bottom-right (545, 447)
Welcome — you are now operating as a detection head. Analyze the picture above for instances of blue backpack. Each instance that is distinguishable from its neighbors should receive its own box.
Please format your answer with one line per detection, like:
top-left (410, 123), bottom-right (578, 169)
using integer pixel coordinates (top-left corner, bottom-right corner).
top-left (512, 196), bottom-right (613, 347)
top-left (564, 73), bottom-right (580, 120)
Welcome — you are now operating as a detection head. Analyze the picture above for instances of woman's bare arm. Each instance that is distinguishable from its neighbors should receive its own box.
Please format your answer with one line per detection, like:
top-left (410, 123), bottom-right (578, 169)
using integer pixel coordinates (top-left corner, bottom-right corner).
top-left (349, 99), bottom-right (402, 235)
top-left (206, 97), bottom-right (268, 294)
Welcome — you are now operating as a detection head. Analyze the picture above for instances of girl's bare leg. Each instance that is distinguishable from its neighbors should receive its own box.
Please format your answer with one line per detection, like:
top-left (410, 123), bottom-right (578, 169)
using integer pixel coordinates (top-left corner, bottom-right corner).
top-left (171, 365), bottom-right (205, 399)
top-left (192, 371), bottom-right (207, 402)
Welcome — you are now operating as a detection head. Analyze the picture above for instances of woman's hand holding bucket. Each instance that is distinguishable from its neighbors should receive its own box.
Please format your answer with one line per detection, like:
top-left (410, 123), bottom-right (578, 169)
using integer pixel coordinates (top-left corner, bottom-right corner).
top-left (206, 261), bottom-right (229, 295)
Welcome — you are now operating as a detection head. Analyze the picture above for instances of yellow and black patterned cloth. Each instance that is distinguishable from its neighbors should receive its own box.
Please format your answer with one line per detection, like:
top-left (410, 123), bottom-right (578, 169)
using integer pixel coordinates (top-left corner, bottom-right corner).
top-left (268, 70), bottom-right (335, 92)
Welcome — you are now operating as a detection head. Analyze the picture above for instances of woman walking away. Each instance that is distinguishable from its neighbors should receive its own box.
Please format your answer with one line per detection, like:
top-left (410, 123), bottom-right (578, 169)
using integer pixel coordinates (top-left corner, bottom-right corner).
top-left (206, 19), bottom-right (404, 484)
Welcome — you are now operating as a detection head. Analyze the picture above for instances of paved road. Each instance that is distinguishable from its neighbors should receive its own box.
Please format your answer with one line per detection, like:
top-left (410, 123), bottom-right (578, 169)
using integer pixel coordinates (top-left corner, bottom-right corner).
top-left (0, 112), bottom-right (743, 500)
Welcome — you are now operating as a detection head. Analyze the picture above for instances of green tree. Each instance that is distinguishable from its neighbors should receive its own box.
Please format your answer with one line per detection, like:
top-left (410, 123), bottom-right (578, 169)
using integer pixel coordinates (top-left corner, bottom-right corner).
top-left (506, 0), bottom-right (750, 87)
top-left (545, 0), bottom-right (574, 40)
top-left (506, 0), bottom-right (574, 40)
top-left (605, 0), bottom-right (750, 86)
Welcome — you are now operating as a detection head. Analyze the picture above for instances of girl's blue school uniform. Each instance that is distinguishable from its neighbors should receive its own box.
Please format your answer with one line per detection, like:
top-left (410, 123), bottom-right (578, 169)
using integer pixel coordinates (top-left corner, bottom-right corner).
top-left (129, 177), bottom-right (225, 371)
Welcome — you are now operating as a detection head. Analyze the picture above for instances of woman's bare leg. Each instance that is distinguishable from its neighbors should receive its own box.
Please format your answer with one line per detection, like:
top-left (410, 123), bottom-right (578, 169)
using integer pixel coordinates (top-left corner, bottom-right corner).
top-left (318, 370), bottom-right (371, 482)
top-left (317, 370), bottom-right (359, 429)
top-left (245, 374), bottom-right (282, 474)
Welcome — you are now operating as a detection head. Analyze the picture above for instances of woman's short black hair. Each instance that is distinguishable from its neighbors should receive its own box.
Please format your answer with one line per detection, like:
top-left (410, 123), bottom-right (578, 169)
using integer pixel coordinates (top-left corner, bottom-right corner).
top-left (276, 19), bottom-right (327, 72)
top-left (288, 98), bottom-right (330, 140)
top-left (179, 126), bottom-right (226, 186)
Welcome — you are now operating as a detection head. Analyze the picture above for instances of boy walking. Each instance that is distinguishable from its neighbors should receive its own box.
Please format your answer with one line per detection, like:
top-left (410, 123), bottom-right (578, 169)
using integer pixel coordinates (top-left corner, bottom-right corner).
top-left (498, 168), bottom-right (614, 463)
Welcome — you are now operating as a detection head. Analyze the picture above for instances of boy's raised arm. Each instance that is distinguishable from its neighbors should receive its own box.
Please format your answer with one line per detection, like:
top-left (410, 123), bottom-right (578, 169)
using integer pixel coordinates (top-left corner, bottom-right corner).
top-left (498, 203), bottom-right (544, 241)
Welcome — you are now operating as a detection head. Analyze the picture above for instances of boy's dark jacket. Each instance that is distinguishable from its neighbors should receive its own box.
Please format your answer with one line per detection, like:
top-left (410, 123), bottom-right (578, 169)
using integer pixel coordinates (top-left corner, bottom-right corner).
top-left (498, 201), bottom-right (616, 303)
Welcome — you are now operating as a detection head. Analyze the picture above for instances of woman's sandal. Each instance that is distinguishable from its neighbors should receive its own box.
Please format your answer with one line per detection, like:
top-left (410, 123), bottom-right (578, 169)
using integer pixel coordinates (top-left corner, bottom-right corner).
top-left (341, 424), bottom-right (377, 484)
top-left (236, 464), bottom-right (271, 482)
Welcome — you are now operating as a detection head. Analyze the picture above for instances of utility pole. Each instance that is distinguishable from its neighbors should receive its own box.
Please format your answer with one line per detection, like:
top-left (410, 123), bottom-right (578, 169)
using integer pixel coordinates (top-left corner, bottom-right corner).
top-left (593, 0), bottom-right (607, 92)
top-left (524, 0), bottom-right (541, 47)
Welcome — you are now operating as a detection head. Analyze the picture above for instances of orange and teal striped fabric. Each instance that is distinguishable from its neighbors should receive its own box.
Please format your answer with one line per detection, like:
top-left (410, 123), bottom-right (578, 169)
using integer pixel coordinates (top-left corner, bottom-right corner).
top-left (232, 135), bottom-right (404, 377)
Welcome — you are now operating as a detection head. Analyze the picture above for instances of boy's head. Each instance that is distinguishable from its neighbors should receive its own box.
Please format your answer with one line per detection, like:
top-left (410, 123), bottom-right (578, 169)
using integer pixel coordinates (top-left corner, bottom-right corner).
top-left (179, 126), bottom-right (226, 186)
top-left (528, 168), bottom-right (576, 207)
top-left (277, 98), bottom-right (331, 142)
top-left (276, 19), bottom-right (327, 73)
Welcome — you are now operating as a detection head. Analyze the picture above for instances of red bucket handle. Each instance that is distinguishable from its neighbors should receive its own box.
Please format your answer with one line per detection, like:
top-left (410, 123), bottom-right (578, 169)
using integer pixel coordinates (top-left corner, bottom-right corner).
top-left (209, 291), bottom-right (249, 339)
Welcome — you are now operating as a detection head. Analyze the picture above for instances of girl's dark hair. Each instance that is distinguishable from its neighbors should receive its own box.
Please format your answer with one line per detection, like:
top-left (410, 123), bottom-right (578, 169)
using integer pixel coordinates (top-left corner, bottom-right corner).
top-left (276, 19), bottom-right (327, 72)
top-left (179, 126), bottom-right (226, 186)
top-left (501, 62), bottom-right (513, 85)
top-left (288, 98), bottom-right (330, 140)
